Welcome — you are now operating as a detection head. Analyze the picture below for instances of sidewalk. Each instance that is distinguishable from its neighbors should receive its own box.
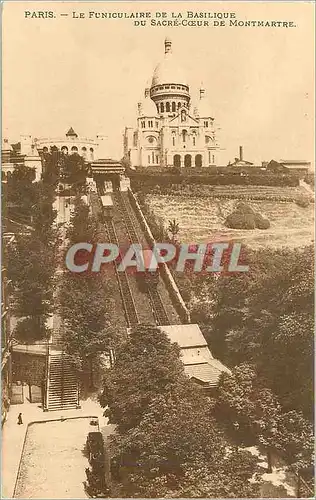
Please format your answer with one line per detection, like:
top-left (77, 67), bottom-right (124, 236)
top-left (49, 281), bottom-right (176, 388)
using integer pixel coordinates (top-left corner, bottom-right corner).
top-left (1, 397), bottom-right (108, 499)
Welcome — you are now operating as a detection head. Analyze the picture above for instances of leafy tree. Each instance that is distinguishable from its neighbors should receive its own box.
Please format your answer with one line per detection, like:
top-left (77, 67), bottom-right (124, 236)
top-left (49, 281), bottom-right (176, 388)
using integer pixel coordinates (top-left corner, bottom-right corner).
top-left (178, 245), bottom-right (314, 418)
top-left (167, 218), bottom-right (180, 241)
top-left (99, 324), bottom-right (185, 430)
top-left (4, 164), bottom-right (37, 223)
top-left (58, 196), bottom-right (115, 388)
top-left (215, 364), bottom-right (314, 476)
top-left (59, 153), bottom-right (88, 193)
top-left (100, 325), bottom-right (260, 498)
top-left (8, 234), bottom-right (55, 342)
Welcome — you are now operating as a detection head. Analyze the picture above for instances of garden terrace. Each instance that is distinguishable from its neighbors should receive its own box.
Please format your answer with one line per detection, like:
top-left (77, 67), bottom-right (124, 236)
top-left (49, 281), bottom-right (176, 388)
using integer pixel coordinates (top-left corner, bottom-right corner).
top-left (136, 184), bottom-right (312, 202)
top-left (129, 169), bottom-right (300, 188)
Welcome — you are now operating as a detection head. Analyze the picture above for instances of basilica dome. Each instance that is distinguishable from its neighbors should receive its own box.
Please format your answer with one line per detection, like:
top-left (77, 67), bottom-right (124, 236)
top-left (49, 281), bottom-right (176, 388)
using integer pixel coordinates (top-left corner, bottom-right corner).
top-left (151, 38), bottom-right (188, 87)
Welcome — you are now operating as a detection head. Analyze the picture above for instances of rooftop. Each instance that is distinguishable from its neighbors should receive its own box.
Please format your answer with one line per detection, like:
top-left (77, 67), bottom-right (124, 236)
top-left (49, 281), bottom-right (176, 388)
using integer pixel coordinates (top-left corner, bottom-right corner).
top-left (160, 324), bottom-right (208, 348)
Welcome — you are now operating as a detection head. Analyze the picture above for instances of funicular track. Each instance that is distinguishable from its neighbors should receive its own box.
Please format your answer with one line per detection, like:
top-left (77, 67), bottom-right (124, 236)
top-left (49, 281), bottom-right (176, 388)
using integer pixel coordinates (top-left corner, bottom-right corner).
top-left (113, 190), bottom-right (170, 326)
top-left (96, 187), bottom-right (139, 327)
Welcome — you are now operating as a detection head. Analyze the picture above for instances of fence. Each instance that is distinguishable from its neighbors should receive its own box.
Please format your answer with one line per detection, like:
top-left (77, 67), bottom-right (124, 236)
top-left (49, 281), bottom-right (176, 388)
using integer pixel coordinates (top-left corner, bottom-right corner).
top-left (127, 189), bottom-right (190, 324)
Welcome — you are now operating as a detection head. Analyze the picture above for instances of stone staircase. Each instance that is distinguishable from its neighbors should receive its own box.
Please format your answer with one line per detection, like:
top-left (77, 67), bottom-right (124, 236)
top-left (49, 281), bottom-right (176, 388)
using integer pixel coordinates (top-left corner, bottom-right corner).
top-left (46, 352), bottom-right (80, 411)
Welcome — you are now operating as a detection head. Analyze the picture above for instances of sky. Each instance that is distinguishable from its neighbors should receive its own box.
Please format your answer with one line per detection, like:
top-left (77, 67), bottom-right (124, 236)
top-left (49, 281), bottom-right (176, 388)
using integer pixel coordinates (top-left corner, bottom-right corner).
top-left (2, 1), bottom-right (315, 165)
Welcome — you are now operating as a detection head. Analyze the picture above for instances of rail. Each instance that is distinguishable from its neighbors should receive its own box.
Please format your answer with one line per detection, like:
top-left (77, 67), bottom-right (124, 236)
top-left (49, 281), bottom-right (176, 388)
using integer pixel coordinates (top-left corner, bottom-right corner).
top-left (113, 190), bottom-right (170, 326)
top-left (104, 217), bottom-right (139, 327)
top-left (43, 339), bottom-right (50, 411)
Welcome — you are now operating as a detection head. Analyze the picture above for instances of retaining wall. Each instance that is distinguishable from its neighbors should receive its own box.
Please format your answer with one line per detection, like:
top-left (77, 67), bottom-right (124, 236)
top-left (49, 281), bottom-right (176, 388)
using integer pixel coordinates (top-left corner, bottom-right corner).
top-left (128, 189), bottom-right (190, 324)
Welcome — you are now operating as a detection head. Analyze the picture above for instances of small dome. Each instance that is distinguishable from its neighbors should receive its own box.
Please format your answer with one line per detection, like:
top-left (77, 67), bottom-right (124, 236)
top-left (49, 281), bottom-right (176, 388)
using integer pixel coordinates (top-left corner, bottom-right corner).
top-left (151, 39), bottom-right (187, 87)
top-left (138, 89), bottom-right (158, 117)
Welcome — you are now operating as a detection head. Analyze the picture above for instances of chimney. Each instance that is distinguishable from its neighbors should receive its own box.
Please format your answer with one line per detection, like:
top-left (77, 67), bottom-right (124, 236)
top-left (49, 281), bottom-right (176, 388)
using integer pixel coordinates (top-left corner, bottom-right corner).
top-left (239, 146), bottom-right (243, 161)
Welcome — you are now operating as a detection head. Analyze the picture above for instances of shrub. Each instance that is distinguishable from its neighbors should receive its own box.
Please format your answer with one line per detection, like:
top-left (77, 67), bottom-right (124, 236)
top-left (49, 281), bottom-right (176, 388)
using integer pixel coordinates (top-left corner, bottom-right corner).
top-left (225, 203), bottom-right (270, 230)
top-left (14, 317), bottom-right (48, 343)
top-left (255, 213), bottom-right (271, 230)
top-left (296, 196), bottom-right (310, 208)
top-left (225, 212), bottom-right (256, 229)
top-left (235, 202), bottom-right (255, 214)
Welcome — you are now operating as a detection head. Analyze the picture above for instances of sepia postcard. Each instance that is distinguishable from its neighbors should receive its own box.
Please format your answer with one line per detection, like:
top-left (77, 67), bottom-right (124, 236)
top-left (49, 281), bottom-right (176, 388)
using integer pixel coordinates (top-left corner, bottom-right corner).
top-left (1, 1), bottom-right (315, 499)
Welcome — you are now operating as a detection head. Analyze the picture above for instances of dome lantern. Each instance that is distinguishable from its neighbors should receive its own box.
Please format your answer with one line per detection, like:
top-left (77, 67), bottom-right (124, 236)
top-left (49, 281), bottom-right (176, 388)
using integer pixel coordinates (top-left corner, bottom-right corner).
top-left (150, 38), bottom-right (190, 115)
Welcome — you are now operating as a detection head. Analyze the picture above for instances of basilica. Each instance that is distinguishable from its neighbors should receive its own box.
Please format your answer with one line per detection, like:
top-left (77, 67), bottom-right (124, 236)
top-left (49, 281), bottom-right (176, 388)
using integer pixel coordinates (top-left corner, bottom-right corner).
top-left (124, 38), bottom-right (220, 169)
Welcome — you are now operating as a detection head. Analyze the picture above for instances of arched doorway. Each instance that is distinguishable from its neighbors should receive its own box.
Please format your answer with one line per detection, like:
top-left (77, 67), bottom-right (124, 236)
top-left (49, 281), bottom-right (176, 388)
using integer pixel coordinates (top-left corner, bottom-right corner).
top-left (195, 154), bottom-right (202, 168)
top-left (184, 154), bottom-right (192, 168)
top-left (173, 154), bottom-right (181, 168)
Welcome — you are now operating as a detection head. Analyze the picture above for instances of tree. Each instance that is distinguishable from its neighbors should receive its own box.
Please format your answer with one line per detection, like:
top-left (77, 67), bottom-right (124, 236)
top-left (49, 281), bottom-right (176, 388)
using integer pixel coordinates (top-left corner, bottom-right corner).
top-left (100, 325), bottom-right (260, 498)
top-left (8, 234), bottom-right (55, 342)
top-left (167, 218), bottom-right (180, 241)
top-left (179, 245), bottom-right (314, 418)
top-left (58, 195), bottom-right (115, 389)
top-left (215, 364), bottom-right (314, 476)
top-left (99, 324), bottom-right (186, 430)
top-left (215, 363), bottom-right (281, 473)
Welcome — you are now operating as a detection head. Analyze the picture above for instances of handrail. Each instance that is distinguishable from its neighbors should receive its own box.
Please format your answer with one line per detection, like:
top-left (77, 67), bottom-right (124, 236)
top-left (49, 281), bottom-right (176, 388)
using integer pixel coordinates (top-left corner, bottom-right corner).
top-left (44, 339), bottom-right (50, 411)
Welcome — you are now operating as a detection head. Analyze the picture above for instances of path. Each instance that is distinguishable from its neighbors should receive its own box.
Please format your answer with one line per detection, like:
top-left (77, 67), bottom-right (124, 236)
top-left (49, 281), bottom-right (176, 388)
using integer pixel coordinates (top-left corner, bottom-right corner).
top-left (1, 397), bottom-right (110, 499)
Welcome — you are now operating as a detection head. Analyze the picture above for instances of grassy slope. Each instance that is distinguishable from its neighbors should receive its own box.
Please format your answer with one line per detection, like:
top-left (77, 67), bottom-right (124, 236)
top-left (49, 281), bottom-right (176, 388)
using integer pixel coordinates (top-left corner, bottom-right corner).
top-left (147, 195), bottom-right (314, 249)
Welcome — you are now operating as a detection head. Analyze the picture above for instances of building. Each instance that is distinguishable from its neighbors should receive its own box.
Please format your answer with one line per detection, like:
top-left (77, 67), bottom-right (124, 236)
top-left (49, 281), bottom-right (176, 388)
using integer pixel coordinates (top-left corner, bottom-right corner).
top-left (124, 38), bottom-right (220, 169)
top-left (34, 127), bottom-right (107, 162)
top-left (266, 159), bottom-right (311, 177)
top-left (227, 146), bottom-right (254, 168)
top-left (160, 324), bottom-right (231, 389)
top-left (2, 128), bottom-right (108, 182)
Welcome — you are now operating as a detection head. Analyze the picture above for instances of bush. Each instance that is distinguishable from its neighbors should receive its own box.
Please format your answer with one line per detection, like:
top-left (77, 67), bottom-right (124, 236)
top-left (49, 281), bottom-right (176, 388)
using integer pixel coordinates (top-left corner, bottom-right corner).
top-left (225, 213), bottom-right (256, 230)
top-left (14, 317), bottom-right (48, 343)
top-left (225, 203), bottom-right (270, 230)
top-left (85, 431), bottom-right (108, 497)
top-left (255, 213), bottom-right (271, 230)
top-left (296, 196), bottom-right (310, 208)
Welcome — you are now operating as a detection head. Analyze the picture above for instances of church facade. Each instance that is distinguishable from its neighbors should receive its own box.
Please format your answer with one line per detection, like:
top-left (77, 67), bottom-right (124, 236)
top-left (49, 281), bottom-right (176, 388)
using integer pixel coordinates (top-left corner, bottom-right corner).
top-left (124, 38), bottom-right (220, 169)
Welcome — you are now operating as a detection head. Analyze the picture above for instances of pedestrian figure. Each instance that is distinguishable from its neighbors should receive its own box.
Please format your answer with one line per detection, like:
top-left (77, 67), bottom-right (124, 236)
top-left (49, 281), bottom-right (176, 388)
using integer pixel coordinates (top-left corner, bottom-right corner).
top-left (17, 413), bottom-right (23, 425)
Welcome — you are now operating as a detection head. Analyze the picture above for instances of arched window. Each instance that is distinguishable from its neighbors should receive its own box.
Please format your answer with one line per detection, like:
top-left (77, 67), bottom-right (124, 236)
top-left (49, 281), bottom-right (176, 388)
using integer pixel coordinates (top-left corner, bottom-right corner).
top-left (166, 102), bottom-right (170, 112)
top-left (178, 102), bottom-right (181, 109)
top-left (90, 147), bottom-right (94, 160)
top-left (182, 130), bottom-right (187, 143)
top-left (61, 146), bottom-right (69, 155)
top-left (184, 154), bottom-right (192, 168)
top-left (160, 102), bottom-right (164, 113)
top-left (43, 146), bottom-right (48, 153)
top-left (195, 154), bottom-right (202, 168)
top-left (71, 146), bottom-right (78, 153)
top-left (173, 154), bottom-right (181, 168)
top-left (172, 102), bottom-right (176, 112)
top-left (212, 155), bottom-right (215, 164)
top-left (148, 155), bottom-right (151, 164)
top-left (152, 151), bottom-right (155, 163)
top-left (172, 136), bottom-right (175, 147)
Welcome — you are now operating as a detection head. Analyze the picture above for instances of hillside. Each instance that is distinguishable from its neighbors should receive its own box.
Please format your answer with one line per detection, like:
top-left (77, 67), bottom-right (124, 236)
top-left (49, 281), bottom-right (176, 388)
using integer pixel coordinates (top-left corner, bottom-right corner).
top-left (146, 194), bottom-right (314, 249)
